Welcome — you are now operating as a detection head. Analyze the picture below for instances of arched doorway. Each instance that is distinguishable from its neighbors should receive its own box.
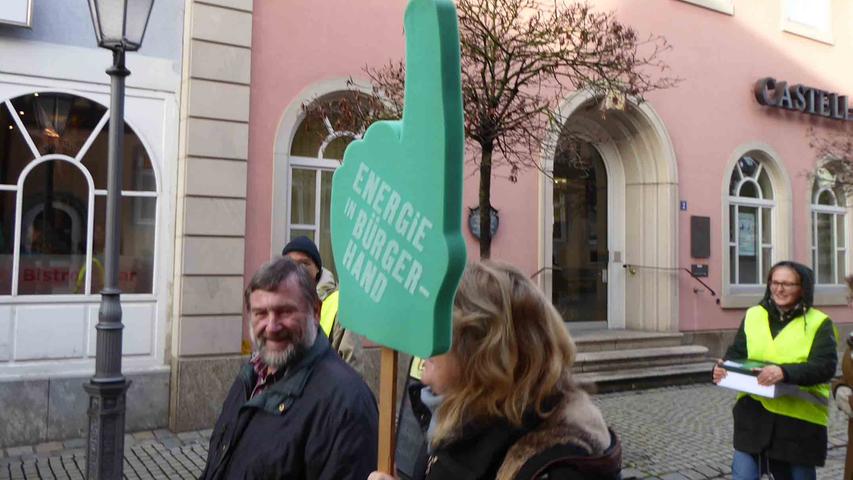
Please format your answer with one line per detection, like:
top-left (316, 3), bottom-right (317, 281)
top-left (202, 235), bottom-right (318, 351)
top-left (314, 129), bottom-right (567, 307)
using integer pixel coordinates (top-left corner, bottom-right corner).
top-left (542, 92), bottom-right (678, 332)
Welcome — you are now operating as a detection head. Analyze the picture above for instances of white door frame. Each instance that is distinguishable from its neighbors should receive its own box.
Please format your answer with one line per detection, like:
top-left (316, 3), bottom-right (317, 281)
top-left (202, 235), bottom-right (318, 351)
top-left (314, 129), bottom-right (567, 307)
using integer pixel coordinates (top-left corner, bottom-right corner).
top-left (539, 90), bottom-right (679, 332)
top-left (541, 118), bottom-right (626, 330)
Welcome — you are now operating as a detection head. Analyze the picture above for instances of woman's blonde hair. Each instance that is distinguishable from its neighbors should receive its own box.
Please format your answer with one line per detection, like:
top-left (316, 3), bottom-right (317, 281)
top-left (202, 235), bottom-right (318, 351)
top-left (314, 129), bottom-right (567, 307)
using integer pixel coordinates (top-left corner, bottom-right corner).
top-left (432, 261), bottom-right (577, 446)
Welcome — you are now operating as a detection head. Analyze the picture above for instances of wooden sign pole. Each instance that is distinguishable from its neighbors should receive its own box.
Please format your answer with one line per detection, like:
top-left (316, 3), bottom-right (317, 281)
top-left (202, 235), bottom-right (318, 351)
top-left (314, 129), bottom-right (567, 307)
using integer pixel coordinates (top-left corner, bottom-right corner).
top-left (378, 347), bottom-right (399, 474)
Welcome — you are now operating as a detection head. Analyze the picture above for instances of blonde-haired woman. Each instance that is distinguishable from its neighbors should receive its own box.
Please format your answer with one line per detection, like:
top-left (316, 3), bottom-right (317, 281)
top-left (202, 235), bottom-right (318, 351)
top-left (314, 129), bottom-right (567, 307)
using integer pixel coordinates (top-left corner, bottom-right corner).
top-left (370, 261), bottom-right (621, 480)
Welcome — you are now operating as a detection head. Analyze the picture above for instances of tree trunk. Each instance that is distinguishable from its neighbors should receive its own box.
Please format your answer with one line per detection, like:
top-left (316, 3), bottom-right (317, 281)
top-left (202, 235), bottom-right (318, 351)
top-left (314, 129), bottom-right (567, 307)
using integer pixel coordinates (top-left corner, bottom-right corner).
top-left (478, 143), bottom-right (493, 259)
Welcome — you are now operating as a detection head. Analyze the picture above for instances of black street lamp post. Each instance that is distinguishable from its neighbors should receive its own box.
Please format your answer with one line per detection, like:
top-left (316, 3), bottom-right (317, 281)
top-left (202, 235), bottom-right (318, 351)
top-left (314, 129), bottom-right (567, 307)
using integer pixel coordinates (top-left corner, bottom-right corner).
top-left (84, 2), bottom-right (154, 478)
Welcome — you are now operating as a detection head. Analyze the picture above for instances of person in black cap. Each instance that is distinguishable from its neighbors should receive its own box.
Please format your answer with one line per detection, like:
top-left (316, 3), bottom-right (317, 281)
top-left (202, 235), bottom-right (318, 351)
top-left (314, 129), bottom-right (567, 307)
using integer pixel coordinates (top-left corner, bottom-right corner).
top-left (282, 236), bottom-right (363, 375)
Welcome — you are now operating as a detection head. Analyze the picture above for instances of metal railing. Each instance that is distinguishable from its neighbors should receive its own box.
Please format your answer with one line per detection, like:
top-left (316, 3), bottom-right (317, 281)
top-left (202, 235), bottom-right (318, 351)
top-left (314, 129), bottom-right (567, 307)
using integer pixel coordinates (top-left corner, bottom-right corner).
top-left (622, 263), bottom-right (720, 305)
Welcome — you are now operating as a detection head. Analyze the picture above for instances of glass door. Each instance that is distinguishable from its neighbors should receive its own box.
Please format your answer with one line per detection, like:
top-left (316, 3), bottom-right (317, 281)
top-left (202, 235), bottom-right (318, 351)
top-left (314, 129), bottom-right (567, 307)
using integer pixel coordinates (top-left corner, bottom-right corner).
top-left (552, 142), bottom-right (608, 325)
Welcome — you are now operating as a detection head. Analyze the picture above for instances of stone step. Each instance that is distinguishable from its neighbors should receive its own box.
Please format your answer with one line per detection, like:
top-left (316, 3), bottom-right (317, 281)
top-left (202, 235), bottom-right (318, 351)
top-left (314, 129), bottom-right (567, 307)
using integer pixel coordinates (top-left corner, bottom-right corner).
top-left (571, 329), bottom-right (685, 352)
top-left (573, 345), bottom-right (709, 373)
top-left (575, 361), bottom-right (717, 393)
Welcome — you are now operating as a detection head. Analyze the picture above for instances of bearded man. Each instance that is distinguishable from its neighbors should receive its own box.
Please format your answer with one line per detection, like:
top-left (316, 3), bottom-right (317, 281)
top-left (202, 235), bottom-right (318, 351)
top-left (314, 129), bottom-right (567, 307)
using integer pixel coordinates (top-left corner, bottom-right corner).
top-left (199, 257), bottom-right (378, 480)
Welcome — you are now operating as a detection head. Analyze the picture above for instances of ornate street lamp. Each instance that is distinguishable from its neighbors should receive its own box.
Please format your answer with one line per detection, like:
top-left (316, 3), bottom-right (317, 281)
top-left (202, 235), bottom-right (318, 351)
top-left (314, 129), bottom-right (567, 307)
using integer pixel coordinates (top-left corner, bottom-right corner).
top-left (85, 2), bottom-right (154, 479)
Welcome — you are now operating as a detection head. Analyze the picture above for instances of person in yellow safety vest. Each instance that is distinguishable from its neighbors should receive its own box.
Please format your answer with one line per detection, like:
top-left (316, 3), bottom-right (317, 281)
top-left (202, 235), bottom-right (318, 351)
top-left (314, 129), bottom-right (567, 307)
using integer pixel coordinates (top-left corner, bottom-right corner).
top-left (282, 236), bottom-right (363, 376)
top-left (713, 261), bottom-right (838, 480)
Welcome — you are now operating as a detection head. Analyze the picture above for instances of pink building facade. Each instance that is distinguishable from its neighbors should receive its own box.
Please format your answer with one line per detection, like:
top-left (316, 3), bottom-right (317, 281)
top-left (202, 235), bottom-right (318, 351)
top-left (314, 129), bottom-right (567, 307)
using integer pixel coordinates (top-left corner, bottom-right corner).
top-left (245, 0), bottom-right (852, 352)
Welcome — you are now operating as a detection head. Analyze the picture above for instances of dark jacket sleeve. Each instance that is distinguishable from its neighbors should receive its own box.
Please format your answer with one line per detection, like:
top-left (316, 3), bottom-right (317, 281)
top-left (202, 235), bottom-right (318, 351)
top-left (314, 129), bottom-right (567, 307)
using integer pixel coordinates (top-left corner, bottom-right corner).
top-left (724, 317), bottom-right (748, 360)
top-left (306, 386), bottom-right (378, 480)
top-left (779, 318), bottom-right (838, 386)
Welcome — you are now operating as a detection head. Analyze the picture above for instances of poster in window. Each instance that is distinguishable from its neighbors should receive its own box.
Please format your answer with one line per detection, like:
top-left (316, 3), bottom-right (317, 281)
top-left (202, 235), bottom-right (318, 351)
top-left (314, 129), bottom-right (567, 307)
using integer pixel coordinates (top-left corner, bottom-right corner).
top-left (738, 211), bottom-right (756, 257)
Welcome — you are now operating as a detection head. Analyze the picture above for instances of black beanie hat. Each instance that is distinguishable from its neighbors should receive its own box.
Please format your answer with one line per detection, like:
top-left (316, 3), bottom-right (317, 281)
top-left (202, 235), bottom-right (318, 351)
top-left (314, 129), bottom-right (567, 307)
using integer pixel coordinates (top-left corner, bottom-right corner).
top-left (281, 236), bottom-right (322, 282)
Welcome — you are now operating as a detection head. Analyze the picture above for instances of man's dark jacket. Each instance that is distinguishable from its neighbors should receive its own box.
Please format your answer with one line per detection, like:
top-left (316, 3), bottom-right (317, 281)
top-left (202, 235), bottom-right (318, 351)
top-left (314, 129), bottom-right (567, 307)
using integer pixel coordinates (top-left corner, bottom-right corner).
top-left (723, 262), bottom-right (837, 467)
top-left (199, 331), bottom-right (378, 479)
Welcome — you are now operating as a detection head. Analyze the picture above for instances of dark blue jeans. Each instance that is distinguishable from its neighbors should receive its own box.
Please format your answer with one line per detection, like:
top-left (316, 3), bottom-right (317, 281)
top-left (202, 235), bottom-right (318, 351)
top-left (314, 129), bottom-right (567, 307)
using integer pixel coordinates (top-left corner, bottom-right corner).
top-left (732, 450), bottom-right (816, 480)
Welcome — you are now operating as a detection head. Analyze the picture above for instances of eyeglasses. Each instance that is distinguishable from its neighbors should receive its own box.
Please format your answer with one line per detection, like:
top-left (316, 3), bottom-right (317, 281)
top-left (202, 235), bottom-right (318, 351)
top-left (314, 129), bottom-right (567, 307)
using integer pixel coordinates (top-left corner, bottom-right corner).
top-left (770, 281), bottom-right (801, 290)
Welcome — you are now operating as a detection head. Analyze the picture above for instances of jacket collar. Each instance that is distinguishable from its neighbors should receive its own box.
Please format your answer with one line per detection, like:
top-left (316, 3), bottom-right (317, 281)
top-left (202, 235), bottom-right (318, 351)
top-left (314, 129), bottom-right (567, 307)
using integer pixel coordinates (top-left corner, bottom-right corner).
top-left (495, 389), bottom-right (616, 480)
top-left (240, 328), bottom-right (330, 415)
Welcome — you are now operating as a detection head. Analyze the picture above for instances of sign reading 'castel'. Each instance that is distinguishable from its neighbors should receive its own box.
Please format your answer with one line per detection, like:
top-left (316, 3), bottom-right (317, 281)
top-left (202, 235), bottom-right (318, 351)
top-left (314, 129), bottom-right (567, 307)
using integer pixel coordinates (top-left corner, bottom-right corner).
top-left (754, 77), bottom-right (851, 121)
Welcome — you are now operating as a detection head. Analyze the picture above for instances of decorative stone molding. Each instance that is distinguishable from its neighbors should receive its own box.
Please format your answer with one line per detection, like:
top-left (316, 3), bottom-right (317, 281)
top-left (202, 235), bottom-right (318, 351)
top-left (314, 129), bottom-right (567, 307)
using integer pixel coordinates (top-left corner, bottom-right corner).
top-left (541, 90), bottom-right (679, 333)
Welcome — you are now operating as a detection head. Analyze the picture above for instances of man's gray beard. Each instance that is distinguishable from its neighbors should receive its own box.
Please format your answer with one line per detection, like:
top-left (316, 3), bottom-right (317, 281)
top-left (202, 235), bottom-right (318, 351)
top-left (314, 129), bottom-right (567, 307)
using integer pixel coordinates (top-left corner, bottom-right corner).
top-left (250, 323), bottom-right (316, 371)
top-left (260, 342), bottom-right (304, 371)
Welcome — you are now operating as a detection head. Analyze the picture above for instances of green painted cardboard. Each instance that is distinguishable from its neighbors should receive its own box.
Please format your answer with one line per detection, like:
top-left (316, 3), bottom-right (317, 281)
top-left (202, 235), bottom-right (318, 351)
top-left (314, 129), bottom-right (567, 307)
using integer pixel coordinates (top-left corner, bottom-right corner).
top-left (329, 0), bottom-right (466, 358)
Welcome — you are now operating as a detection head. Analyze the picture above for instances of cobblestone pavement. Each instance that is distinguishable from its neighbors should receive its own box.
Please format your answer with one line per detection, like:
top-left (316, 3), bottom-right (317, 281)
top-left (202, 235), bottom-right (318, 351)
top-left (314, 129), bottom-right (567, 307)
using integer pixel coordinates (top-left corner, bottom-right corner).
top-left (592, 385), bottom-right (847, 480)
top-left (0, 384), bottom-right (847, 479)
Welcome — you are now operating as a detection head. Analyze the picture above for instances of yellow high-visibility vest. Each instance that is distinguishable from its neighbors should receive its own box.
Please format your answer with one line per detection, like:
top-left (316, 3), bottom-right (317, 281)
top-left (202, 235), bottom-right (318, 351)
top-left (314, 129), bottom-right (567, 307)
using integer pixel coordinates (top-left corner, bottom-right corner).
top-left (320, 290), bottom-right (339, 337)
top-left (409, 357), bottom-right (425, 380)
top-left (741, 305), bottom-right (835, 426)
top-left (75, 257), bottom-right (104, 294)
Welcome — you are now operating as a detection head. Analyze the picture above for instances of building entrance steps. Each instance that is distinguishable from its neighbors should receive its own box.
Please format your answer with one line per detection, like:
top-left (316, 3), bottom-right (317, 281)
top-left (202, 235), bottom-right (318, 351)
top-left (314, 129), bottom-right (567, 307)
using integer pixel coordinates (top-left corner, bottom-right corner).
top-left (569, 328), bottom-right (715, 392)
top-left (571, 329), bottom-right (685, 352)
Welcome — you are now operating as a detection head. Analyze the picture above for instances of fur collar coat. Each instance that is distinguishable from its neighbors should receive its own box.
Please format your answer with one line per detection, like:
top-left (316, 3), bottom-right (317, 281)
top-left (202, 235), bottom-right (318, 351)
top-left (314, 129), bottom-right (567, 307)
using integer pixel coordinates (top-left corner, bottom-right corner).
top-left (413, 387), bottom-right (622, 480)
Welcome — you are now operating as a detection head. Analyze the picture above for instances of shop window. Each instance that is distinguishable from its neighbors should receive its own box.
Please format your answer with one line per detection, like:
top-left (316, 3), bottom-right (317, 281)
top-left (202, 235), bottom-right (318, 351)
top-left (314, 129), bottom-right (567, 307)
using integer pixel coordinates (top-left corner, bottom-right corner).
top-left (0, 92), bottom-right (158, 296)
top-left (811, 168), bottom-right (847, 285)
top-left (783, 0), bottom-right (832, 44)
top-left (286, 93), bottom-right (367, 278)
top-left (728, 155), bottom-right (775, 286)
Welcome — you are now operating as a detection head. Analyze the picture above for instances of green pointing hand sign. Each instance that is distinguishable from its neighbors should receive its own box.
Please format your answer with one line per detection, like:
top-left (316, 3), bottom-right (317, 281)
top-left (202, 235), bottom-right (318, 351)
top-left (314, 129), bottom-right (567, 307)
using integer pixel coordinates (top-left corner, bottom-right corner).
top-left (330, 0), bottom-right (466, 359)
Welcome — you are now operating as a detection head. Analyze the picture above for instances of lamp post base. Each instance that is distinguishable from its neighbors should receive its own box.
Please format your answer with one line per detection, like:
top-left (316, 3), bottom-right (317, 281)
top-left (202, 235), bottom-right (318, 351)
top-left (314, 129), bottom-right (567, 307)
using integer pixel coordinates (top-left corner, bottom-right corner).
top-left (83, 380), bottom-right (131, 480)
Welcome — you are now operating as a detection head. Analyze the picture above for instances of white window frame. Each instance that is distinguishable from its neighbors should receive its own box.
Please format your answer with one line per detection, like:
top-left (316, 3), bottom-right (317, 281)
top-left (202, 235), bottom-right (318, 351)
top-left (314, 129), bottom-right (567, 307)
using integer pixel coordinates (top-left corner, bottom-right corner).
top-left (286, 156), bottom-right (340, 246)
top-left (728, 172), bottom-right (774, 287)
top-left (810, 167), bottom-right (850, 305)
top-left (271, 79), bottom-right (374, 259)
top-left (782, 0), bottom-right (833, 45)
top-left (0, 40), bottom-right (178, 377)
top-left (811, 188), bottom-right (846, 285)
top-left (0, 93), bottom-right (161, 299)
top-left (675, 0), bottom-right (734, 15)
top-left (721, 145), bottom-right (793, 308)
top-left (285, 107), bottom-right (362, 253)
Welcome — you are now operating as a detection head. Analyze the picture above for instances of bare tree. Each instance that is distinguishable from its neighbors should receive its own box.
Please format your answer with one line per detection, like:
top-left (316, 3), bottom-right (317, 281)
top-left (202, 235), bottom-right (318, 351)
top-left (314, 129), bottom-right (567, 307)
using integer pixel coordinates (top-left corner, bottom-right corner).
top-left (808, 126), bottom-right (853, 194)
top-left (306, 0), bottom-right (678, 258)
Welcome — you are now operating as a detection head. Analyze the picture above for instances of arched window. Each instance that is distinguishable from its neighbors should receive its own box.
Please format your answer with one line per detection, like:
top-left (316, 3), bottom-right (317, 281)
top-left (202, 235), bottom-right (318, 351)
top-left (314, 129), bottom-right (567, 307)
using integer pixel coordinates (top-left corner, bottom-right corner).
top-left (811, 167), bottom-right (847, 285)
top-left (0, 92), bottom-right (158, 296)
top-left (728, 154), bottom-right (775, 285)
top-left (286, 92), bottom-right (367, 277)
